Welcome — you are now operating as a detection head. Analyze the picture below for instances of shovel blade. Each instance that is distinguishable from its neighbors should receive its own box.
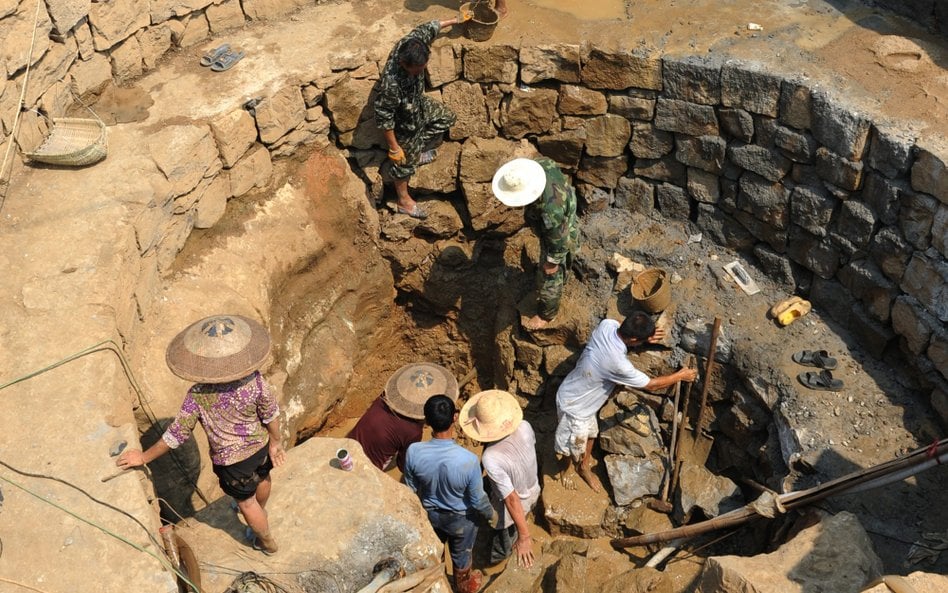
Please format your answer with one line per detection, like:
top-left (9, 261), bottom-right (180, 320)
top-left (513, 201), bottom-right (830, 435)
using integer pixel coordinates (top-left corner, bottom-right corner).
top-left (677, 429), bottom-right (713, 467)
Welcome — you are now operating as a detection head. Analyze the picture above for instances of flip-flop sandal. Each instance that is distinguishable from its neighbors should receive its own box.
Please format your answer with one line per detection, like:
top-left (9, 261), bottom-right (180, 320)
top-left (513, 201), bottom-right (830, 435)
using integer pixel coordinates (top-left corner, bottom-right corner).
top-left (418, 149), bottom-right (437, 165)
top-left (792, 349), bottom-right (838, 370)
top-left (797, 370), bottom-right (844, 392)
top-left (200, 43), bottom-right (230, 67)
top-left (244, 526), bottom-right (254, 542)
top-left (251, 536), bottom-right (276, 556)
top-left (397, 204), bottom-right (428, 220)
top-left (210, 49), bottom-right (245, 72)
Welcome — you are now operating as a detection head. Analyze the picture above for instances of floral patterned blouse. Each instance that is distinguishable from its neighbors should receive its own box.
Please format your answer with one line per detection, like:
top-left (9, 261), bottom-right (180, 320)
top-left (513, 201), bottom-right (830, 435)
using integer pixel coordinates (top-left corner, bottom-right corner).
top-left (161, 371), bottom-right (279, 466)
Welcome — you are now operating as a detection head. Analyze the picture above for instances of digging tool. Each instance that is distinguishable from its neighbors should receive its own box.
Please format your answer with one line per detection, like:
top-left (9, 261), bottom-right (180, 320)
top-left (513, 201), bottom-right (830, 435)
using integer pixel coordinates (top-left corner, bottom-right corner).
top-left (648, 381), bottom-right (682, 513)
top-left (669, 355), bottom-right (696, 496)
top-left (677, 318), bottom-right (721, 467)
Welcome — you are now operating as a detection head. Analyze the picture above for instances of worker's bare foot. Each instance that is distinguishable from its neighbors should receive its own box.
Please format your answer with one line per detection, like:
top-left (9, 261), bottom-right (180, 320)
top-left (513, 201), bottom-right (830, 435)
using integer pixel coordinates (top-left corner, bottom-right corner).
top-left (559, 472), bottom-right (577, 490)
top-left (578, 466), bottom-right (602, 493)
top-left (524, 315), bottom-right (550, 330)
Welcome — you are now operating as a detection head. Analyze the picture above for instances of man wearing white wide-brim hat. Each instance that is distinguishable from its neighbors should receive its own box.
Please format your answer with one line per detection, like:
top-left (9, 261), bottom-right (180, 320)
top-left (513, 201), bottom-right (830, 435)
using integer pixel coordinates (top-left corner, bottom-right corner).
top-left (460, 390), bottom-right (540, 569)
top-left (117, 314), bottom-right (286, 555)
top-left (492, 157), bottom-right (579, 330)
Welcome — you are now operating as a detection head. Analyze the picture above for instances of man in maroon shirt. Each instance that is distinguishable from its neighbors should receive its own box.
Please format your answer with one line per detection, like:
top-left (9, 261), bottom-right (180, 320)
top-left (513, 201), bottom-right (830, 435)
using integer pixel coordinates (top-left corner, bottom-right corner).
top-left (349, 362), bottom-right (458, 472)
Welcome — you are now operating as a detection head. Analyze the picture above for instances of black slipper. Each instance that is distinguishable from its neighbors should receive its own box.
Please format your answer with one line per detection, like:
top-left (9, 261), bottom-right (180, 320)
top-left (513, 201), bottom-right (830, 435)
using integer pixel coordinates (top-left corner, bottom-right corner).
top-left (797, 370), bottom-right (844, 392)
top-left (792, 349), bottom-right (838, 370)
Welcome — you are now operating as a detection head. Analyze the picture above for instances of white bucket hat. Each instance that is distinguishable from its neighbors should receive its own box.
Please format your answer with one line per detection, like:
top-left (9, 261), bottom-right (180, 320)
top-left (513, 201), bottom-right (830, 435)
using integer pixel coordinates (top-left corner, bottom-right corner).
top-left (459, 389), bottom-right (523, 443)
top-left (491, 158), bottom-right (547, 207)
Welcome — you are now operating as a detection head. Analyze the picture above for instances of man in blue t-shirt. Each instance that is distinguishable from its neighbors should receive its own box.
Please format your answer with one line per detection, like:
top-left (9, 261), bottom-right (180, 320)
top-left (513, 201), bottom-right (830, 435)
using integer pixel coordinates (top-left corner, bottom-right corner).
top-left (404, 395), bottom-right (494, 593)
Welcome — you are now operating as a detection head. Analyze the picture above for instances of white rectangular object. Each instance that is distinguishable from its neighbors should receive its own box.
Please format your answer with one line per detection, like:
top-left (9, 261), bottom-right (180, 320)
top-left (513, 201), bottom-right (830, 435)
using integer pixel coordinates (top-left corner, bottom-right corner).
top-left (724, 261), bottom-right (761, 295)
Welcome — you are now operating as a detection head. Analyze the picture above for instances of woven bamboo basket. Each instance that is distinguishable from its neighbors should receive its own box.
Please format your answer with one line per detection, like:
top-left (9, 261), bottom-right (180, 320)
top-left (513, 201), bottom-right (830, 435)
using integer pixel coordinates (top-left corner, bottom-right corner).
top-left (630, 268), bottom-right (671, 313)
top-left (24, 117), bottom-right (108, 166)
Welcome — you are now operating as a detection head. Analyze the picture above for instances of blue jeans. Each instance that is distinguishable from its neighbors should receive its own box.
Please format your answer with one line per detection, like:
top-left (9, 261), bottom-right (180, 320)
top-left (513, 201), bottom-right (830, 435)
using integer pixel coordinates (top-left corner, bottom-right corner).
top-left (426, 508), bottom-right (479, 570)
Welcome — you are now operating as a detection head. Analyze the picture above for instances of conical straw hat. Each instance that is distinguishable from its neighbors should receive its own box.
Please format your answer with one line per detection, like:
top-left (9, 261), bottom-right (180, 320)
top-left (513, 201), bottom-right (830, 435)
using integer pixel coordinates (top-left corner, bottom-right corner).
top-left (459, 389), bottom-right (523, 443)
top-left (384, 362), bottom-right (459, 420)
top-left (166, 314), bottom-right (271, 384)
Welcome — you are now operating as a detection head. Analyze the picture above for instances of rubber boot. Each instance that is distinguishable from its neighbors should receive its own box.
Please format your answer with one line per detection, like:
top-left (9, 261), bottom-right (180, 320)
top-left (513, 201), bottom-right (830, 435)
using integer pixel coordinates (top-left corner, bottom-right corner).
top-left (253, 530), bottom-right (279, 555)
top-left (454, 565), bottom-right (483, 593)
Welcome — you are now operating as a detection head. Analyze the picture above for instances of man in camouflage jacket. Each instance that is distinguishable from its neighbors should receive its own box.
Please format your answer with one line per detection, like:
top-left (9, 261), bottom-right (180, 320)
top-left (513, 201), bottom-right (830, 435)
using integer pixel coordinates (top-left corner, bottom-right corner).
top-left (375, 17), bottom-right (466, 220)
top-left (529, 157), bottom-right (580, 329)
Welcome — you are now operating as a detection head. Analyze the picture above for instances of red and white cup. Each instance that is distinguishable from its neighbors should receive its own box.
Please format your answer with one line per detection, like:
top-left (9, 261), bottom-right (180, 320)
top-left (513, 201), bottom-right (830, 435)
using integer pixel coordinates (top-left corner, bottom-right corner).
top-left (336, 448), bottom-right (354, 471)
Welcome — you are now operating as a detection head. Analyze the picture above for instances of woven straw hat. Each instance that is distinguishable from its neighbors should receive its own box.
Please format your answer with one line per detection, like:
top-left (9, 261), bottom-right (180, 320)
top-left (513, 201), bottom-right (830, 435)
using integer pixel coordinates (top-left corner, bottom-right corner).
top-left (459, 389), bottom-right (523, 443)
top-left (166, 314), bottom-right (271, 384)
top-left (384, 363), bottom-right (459, 420)
top-left (491, 158), bottom-right (546, 207)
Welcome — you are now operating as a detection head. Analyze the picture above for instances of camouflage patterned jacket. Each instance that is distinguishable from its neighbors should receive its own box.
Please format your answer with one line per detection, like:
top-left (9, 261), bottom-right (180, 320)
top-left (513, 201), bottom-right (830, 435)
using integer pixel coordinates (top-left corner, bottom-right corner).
top-left (374, 20), bottom-right (441, 132)
top-left (535, 157), bottom-right (579, 265)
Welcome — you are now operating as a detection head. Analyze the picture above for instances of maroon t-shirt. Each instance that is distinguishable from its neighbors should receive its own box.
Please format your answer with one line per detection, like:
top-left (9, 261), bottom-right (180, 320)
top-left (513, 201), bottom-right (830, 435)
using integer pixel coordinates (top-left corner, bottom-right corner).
top-left (348, 395), bottom-right (423, 471)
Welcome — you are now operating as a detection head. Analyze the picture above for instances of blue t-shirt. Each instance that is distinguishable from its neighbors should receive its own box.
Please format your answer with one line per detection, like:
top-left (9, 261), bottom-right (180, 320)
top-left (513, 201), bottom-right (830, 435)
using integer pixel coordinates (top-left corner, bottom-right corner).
top-left (404, 437), bottom-right (492, 519)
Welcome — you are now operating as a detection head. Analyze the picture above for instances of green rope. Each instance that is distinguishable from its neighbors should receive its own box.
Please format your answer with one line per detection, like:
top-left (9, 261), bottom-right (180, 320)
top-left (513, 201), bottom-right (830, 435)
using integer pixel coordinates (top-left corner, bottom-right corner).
top-left (0, 338), bottom-right (210, 505)
top-left (0, 471), bottom-right (200, 592)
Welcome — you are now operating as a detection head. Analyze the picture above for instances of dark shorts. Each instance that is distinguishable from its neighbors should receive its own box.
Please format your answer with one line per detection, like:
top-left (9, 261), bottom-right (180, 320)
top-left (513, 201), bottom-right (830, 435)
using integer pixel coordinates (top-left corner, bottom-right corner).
top-left (213, 444), bottom-right (273, 501)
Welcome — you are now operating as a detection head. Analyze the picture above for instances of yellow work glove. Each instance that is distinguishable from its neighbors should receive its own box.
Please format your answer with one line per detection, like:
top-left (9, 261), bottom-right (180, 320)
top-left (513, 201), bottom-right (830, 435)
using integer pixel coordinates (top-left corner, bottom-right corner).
top-left (458, 6), bottom-right (473, 22)
top-left (387, 146), bottom-right (406, 164)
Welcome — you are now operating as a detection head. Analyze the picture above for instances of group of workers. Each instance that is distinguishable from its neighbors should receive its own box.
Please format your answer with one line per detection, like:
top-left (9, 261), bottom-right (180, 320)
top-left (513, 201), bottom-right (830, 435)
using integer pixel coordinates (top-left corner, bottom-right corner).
top-left (114, 11), bottom-right (699, 593)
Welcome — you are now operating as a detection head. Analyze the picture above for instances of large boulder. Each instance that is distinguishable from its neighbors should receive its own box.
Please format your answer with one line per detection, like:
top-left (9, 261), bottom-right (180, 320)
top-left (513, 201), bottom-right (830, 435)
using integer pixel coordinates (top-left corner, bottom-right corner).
top-left (696, 512), bottom-right (883, 593)
top-left (177, 437), bottom-right (449, 593)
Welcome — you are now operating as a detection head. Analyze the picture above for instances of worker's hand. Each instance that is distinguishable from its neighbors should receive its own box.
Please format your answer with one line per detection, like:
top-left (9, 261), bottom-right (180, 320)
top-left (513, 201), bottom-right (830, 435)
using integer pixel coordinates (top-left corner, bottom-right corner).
top-left (388, 145), bottom-right (406, 164)
top-left (116, 449), bottom-right (144, 469)
top-left (513, 534), bottom-right (535, 568)
top-left (678, 367), bottom-right (699, 382)
top-left (458, 6), bottom-right (473, 22)
top-left (646, 328), bottom-right (667, 344)
top-left (542, 261), bottom-right (559, 275)
top-left (269, 440), bottom-right (287, 467)
top-left (489, 508), bottom-right (500, 528)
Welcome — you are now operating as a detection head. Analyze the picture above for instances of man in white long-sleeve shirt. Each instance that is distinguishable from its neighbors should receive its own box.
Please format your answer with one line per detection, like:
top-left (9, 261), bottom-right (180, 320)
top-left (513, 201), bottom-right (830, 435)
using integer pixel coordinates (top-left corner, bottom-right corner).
top-left (555, 311), bottom-right (697, 492)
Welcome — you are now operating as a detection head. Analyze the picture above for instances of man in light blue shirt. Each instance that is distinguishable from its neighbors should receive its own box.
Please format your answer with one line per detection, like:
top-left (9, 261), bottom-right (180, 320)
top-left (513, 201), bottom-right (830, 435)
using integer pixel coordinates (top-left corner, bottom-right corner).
top-left (404, 395), bottom-right (494, 593)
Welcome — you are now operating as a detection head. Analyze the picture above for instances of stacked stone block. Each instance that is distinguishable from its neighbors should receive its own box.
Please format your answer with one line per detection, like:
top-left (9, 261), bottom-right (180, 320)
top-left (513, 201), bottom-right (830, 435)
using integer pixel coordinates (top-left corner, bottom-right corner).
top-left (2, 1), bottom-right (944, 416)
top-left (321, 42), bottom-right (947, 418)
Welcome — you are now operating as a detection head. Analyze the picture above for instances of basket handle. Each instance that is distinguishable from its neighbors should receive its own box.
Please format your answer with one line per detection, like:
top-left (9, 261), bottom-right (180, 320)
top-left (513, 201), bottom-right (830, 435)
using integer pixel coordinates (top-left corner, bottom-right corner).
top-left (70, 89), bottom-right (106, 125)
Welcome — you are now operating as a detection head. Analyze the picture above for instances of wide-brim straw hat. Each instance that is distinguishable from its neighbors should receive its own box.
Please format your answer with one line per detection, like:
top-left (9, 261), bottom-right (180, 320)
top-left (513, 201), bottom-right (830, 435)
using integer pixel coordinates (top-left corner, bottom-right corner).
top-left (166, 314), bottom-right (271, 384)
top-left (384, 363), bottom-right (459, 420)
top-left (491, 158), bottom-right (546, 207)
top-left (459, 389), bottom-right (523, 443)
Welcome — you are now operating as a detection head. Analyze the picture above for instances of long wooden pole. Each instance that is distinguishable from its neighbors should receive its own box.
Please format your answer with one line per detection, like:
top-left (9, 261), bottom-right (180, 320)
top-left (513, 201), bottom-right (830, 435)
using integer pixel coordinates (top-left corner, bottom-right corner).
top-left (612, 438), bottom-right (948, 548)
top-left (694, 317), bottom-right (722, 436)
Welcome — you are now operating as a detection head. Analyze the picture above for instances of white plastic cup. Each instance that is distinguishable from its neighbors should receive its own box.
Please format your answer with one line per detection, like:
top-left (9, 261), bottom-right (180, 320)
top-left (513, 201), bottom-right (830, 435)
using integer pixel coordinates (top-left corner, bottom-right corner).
top-left (336, 448), bottom-right (354, 471)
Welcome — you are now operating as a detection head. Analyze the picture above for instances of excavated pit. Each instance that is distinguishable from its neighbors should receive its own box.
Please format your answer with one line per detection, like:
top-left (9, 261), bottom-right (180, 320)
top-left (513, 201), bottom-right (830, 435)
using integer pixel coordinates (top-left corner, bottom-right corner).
top-left (286, 177), bottom-right (944, 583)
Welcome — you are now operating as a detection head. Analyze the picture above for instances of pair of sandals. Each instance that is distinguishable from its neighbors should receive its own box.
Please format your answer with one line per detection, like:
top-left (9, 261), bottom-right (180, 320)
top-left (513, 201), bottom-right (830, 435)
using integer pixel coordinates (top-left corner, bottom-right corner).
top-left (200, 43), bottom-right (245, 72)
top-left (793, 349), bottom-right (843, 391)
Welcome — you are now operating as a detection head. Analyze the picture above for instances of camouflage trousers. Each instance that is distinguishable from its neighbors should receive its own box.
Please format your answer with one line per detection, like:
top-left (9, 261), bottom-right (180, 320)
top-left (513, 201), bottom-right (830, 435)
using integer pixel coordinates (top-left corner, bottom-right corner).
top-left (536, 250), bottom-right (573, 321)
top-left (389, 96), bottom-right (456, 180)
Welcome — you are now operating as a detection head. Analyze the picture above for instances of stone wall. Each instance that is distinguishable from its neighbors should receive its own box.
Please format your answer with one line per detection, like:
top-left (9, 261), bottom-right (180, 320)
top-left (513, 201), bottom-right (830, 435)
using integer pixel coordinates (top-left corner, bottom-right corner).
top-left (0, 0), bottom-right (319, 153)
top-left (868, 0), bottom-right (948, 35)
top-left (317, 43), bottom-right (948, 421)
